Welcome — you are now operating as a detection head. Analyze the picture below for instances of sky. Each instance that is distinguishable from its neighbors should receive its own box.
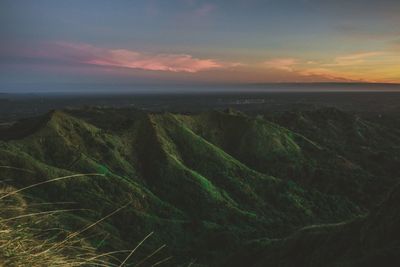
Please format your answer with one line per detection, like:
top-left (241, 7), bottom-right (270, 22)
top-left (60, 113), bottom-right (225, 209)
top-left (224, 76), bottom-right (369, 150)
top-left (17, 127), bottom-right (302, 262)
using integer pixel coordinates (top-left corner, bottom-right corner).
top-left (1, 0), bottom-right (400, 91)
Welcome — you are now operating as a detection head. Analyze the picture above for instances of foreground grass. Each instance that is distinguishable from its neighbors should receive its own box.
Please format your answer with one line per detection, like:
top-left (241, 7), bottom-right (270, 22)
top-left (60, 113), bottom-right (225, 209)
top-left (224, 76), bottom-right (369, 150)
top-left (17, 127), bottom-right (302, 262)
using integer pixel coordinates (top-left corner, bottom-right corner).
top-left (0, 171), bottom-right (165, 267)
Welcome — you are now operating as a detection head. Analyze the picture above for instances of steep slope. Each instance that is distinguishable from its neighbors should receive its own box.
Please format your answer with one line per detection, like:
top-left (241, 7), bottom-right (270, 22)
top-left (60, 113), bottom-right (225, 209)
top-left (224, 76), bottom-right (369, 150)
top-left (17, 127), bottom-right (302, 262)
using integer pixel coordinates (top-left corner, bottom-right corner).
top-left (146, 113), bottom-right (359, 226)
top-left (174, 110), bottom-right (381, 208)
top-left (173, 110), bottom-right (304, 177)
top-left (0, 111), bottom-right (188, 264)
top-left (268, 107), bottom-right (400, 184)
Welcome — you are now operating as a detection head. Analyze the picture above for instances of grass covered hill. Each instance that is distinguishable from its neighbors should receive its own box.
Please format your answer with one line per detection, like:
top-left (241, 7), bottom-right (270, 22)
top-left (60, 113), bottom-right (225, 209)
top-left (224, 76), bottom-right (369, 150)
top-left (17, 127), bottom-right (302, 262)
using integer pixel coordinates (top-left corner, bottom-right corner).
top-left (226, 183), bottom-right (400, 267)
top-left (0, 107), bottom-right (399, 266)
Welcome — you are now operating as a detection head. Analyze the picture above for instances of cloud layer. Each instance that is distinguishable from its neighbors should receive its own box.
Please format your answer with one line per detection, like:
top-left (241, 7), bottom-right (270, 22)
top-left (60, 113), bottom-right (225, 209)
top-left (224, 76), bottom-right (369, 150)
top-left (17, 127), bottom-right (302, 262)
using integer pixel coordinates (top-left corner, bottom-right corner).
top-left (260, 50), bottom-right (399, 83)
top-left (263, 58), bottom-right (298, 71)
top-left (2, 41), bottom-right (398, 83)
top-left (33, 42), bottom-right (231, 73)
top-left (329, 52), bottom-right (384, 66)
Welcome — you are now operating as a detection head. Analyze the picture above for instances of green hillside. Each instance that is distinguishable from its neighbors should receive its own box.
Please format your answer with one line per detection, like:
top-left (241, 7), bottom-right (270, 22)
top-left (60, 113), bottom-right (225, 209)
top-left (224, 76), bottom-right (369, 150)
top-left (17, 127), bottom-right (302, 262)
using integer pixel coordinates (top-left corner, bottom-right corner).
top-left (0, 107), bottom-right (399, 266)
top-left (226, 183), bottom-right (400, 267)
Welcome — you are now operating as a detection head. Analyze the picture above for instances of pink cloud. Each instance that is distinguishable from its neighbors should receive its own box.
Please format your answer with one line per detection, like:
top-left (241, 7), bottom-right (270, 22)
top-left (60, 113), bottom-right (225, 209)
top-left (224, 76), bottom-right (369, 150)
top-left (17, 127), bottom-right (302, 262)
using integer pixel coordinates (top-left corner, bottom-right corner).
top-left (86, 49), bottom-right (221, 72)
top-left (33, 42), bottom-right (231, 73)
top-left (263, 58), bottom-right (298, 71)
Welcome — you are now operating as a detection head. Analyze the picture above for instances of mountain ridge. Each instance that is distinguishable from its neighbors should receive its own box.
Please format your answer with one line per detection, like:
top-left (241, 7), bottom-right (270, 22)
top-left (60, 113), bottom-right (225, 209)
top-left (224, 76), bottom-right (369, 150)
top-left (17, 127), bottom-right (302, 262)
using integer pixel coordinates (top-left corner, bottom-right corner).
top-left (0, 106), bottom-right (399, 265)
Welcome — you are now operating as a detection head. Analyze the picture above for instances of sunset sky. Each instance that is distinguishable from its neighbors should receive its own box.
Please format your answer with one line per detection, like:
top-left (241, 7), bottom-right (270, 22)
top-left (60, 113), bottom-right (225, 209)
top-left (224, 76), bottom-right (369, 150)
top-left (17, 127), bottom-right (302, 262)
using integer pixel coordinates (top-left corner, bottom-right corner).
top-left (1, 0), bottom-right (400, 89)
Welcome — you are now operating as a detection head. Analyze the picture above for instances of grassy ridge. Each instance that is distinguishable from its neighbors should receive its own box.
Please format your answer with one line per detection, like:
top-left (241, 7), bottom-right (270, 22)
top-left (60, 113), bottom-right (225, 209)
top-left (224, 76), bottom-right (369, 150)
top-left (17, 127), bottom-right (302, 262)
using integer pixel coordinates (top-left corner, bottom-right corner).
top-left (0, 107), bottom-right (398, 265)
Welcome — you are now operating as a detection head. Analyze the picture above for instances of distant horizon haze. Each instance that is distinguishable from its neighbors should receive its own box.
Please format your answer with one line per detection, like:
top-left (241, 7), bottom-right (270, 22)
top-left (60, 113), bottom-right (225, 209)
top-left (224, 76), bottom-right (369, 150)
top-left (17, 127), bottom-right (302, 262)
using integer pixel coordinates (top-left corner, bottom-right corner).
top-left (1, 82), bottom-right (400, 94)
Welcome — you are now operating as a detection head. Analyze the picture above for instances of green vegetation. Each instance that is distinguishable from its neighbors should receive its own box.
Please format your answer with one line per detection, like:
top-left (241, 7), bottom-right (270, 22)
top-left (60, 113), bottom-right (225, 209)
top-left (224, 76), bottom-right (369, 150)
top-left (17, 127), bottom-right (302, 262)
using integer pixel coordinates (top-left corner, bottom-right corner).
top-left (226, 183), bottom-right (400, 267)
top-left (0, 107), bottom-right (399, 266)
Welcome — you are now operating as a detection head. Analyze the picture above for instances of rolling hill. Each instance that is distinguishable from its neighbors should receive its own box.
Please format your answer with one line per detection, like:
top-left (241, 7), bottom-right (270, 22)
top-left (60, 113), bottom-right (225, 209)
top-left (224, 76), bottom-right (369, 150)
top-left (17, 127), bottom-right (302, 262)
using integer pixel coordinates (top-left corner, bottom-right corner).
top-left (0, 107), bottom-right (399, 266)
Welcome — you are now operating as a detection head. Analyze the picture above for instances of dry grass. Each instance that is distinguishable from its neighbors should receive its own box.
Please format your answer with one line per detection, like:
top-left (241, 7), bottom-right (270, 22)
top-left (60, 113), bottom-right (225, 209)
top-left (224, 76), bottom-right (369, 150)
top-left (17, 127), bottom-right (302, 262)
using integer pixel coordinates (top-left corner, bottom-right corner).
top-left (0, 170), bottom-right (168, 266)
top-left (118, 232), bottom-right (154, 267)
top-left (0, 173), bottom-right (105, 201)
top-left (0, 185), bottom-right (108, 267)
